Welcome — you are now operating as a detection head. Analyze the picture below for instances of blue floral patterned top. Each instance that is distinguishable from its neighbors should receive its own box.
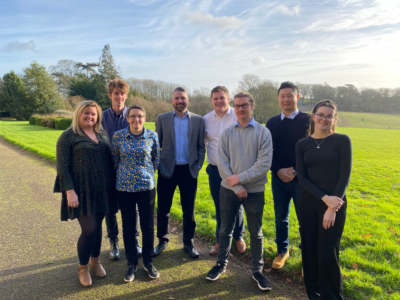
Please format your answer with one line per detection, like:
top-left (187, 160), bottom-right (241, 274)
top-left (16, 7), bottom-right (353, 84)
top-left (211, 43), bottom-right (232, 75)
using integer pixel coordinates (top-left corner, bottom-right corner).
top-left (112, 127), bottom-right (160, 193)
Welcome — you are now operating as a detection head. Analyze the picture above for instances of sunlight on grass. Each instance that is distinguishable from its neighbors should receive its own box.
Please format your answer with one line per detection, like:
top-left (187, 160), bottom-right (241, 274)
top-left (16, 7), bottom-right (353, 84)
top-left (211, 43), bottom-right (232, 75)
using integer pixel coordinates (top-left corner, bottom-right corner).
top-left (1, 120), bottom-right (399, 299)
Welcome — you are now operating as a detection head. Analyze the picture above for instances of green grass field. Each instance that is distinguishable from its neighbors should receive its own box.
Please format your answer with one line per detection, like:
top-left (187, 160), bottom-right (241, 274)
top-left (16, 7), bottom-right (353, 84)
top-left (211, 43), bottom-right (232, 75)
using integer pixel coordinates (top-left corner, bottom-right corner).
top-left (337, 112), bottom-right (400, 130)
top-left (1, 119), bottom-right (399, 299)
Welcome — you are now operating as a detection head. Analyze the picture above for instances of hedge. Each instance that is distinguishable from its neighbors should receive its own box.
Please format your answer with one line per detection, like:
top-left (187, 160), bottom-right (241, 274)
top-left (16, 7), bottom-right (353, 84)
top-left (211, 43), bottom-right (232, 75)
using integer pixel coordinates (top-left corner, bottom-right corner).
top-left (47, 119), bottom-right (55, 129)
top-left (55, 118), bottom-right (72, 130)
top-left (29, 116), bottom-right (37, 125)
top-left (35, 118), bottom-right (44, 126)
top-left (0, 112), bottom-right (11, 118)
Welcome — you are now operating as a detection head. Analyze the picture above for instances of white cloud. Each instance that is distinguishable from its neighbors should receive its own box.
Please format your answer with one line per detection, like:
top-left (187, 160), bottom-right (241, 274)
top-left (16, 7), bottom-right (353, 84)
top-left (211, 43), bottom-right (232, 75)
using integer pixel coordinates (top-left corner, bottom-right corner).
top-left (252, 56), bottom-right (265, 65)
top-left (294, 40), bottom-right (309, 49)
top-left (216, 0), bottom-right (233, 12)
top-left (186, 11), bottom-right (245, 30)
top-left (276, 4), bottom-right (301, 16)
top-left (3, 40), bottom-right (36, 52)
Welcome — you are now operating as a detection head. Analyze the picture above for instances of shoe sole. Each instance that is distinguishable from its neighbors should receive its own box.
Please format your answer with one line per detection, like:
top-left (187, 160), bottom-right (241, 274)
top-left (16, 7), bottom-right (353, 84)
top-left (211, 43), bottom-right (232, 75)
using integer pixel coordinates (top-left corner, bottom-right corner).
top-left (206, 269), bottom-right (225, 281)
top-left (143, 266), bottom-right (160, 279)
top-left (124, 277), bottom-right (134, 283)
top-left (184, 247), bottom-right (200, 258)
top-left (252, 275), bottom-right (272, 291)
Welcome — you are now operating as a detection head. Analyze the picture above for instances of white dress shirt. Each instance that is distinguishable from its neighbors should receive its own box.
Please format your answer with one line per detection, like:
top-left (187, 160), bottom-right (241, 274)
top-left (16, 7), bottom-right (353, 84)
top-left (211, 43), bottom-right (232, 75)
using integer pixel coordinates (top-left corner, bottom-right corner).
top-left (280, 109), bottom-right (299, 120)
top-left (203, 106), bottom-right (237, 166)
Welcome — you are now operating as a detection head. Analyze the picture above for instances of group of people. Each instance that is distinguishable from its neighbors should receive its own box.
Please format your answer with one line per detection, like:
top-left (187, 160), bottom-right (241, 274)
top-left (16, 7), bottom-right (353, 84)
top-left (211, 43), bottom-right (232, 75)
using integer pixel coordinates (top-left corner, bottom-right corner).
top-left (54, 78), bottom-right (352, 300)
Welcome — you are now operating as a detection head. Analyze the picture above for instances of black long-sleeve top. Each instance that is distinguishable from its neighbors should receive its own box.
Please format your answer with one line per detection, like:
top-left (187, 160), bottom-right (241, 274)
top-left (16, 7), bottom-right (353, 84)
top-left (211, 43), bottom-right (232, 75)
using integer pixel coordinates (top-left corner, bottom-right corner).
top-left (295, 133), bottom-right (352, 200)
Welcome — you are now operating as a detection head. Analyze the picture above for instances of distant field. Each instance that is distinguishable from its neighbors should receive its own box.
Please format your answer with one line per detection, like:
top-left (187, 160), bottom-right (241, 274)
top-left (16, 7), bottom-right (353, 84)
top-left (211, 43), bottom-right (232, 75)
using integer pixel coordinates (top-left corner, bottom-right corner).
top-left (337, 112), bottom-right (400, 130)
top-left (1, 120), bottom-right (399, 299)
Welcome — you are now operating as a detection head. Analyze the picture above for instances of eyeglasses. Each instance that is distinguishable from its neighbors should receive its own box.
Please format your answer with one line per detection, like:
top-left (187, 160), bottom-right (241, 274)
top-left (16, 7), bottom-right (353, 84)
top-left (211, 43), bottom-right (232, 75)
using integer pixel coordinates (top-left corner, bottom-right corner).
top-left (315, 113), bottom-right (335, 121)
top-left (127, 115), bottom-right (145, 120)
top-left (233, 103), bottom-right (251, 110)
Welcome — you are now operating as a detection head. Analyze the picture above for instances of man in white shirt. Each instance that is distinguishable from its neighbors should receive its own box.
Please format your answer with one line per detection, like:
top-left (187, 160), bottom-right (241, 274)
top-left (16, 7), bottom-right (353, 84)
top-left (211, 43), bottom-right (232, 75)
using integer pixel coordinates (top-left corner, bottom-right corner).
top-left (203, 86), bottom-right (246, 255)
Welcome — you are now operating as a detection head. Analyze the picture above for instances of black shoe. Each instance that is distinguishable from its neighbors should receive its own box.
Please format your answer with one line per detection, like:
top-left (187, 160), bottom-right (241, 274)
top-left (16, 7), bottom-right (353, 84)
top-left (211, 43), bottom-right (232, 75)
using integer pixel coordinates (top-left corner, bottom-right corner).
top-left (136, 241), bottom-right (142, 257)
top-left (144, 263), bottom-right (160, 279)
top-left (154, 242), bottom-right (169, 257)
top-left (184, 244), bottom-right (199, 258)
top-left (124, 264), bottom-right (138, 282)
top-left (252, 272), bottom-right (272, 291)
top-left (206, 263), bottom-right (226, 281)
top-left (109, 240), bottom-right (120, 260)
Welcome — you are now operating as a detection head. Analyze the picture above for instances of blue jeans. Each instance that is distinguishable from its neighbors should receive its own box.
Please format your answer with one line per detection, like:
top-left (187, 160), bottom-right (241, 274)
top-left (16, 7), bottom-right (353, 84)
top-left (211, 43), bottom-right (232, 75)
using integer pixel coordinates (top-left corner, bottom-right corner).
top-left (206, 164), bottom-right (244, 243)
top-left (271, 175), bottom-right (302, 254)
top-left (218, 186), bottom-right (265, 273)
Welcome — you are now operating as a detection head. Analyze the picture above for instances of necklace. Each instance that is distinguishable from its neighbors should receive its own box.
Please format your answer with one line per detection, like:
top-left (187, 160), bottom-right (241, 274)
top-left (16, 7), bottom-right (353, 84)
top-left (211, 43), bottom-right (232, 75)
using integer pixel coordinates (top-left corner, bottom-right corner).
top-left (313, 137), bottom-right (327, 149)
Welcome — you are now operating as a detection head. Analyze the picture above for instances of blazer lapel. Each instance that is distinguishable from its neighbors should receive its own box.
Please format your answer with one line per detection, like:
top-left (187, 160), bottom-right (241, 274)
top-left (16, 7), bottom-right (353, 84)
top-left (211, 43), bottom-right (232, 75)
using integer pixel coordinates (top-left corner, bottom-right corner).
top-left (188, 111), bottom-right (193, 146)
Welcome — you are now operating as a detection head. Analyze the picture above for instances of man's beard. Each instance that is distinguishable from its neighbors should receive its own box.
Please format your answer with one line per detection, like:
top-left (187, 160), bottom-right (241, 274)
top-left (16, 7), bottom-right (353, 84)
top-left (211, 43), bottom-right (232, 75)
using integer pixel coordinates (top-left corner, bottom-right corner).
top-left (174, 103), bottom-right (187, 112)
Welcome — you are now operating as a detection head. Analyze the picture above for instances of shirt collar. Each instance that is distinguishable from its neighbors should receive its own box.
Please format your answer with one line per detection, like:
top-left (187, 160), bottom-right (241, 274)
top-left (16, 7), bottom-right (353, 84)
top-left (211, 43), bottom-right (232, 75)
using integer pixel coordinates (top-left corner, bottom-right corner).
top-left (213, 106), bottom-right (233, 118)
top-left (111, 106), bottom-right (128, 119)
top-left (173, 110), bottom-right (189, 118)
top-left (235, 117), bottom-right (255, 128)
top-left (281, 109), bottom-right (299, 120)
top-left (124, 127), bottom-right (148, 139)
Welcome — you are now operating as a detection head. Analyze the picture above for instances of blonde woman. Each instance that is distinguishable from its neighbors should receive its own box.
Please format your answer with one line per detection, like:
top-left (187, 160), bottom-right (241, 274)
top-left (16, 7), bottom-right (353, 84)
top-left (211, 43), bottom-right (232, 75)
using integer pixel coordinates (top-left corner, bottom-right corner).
top-left (54, 101), bottom-right (116, 287)
top-left (296, 100), bottom-right (352, 299)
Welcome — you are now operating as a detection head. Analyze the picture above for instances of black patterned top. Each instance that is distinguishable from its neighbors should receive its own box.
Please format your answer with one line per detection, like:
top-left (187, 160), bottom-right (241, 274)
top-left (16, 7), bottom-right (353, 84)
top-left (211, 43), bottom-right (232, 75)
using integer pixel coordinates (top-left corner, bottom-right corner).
top-left (54, 128), bottom-right (117, 221)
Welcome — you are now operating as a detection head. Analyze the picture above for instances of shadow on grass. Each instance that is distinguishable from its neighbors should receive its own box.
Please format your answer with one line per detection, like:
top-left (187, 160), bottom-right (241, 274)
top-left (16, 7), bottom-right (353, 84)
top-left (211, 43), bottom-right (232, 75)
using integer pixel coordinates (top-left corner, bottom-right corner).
top-left (0, 248), bottom-right (277, 300)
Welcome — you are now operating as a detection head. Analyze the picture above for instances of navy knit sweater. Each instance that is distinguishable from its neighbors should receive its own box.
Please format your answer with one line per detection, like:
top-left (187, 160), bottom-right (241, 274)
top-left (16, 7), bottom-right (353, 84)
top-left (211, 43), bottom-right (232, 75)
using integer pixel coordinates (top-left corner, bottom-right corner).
top-left (266, 112), bottom-right (310, 181)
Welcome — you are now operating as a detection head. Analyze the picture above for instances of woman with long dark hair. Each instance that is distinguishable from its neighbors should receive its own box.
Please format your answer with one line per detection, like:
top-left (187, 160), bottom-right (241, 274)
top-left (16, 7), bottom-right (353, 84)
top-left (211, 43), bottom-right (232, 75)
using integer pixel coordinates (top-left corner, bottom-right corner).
top-left (54, 100), bottom-right (116, 287)
top-left (295, 100), bottom-right (352, 299)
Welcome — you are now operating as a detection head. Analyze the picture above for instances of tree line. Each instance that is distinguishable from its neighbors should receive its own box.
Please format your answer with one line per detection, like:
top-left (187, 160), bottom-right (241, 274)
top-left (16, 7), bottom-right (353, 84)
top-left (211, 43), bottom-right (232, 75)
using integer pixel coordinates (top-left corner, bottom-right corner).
top-left (1, 44), bottom-right (399, 122)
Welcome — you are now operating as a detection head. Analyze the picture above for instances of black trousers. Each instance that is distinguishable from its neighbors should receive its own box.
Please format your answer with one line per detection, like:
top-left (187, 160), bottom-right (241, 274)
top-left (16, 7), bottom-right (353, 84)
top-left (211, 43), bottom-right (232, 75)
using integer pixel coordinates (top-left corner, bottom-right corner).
top-left (299, 189), bottom-right (347, 300)
top-left (117, 189), bottom-right (155, 266)
top-left (157, 165), bottom-right (197, 246)
top-left (105, 206), bottom-right (139, 243)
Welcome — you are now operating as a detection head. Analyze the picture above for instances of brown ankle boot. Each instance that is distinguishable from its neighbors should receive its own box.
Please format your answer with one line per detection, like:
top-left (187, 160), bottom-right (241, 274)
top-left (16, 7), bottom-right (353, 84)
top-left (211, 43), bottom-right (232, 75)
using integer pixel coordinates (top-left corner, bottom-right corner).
top-left (78, 264), bottom-right (92, 287)
top-left (90, 257), bottom-right (106, 278)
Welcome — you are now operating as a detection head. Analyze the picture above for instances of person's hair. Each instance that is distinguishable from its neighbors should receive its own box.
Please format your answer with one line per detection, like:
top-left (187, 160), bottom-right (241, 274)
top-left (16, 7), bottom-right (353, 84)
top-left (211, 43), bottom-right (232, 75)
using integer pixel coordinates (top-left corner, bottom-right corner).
top-left (233, 91), bottom-right (255, 104)
top-left (127, 104), bottom-right (146, 117)
top-left (211, 86), bottom-right (229, 98)
top-left (71, 100), bottom-right (102, 136)
top-left (107, 78), bottom-right (130, 95)
top-left (172, 86), bottom-right (187, 97)
top-left (308, 100), bottom-right (338, 136)
top-left (277, 81), bottom-right (298, 96)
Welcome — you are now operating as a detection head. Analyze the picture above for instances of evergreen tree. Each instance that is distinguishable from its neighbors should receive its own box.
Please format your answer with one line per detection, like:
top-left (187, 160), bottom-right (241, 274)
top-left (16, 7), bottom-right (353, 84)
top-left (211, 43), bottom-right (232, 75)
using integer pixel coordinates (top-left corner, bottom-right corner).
top-left (1, 71), bottom-right (32, 120)
top-left (22, 61), bottom-right (63, 115)
top-left (98, 44), bottom-right (121, 81)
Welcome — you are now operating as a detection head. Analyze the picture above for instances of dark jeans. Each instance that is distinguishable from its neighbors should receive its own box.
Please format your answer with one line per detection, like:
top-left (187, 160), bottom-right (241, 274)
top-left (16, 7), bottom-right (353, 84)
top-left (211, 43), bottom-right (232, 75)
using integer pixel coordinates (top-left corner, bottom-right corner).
top-left (105, 206), bottom-right (140, 244)
top-left (157, 165), bottom-right (197, 246)
top-left (299, 189), bottom-right (346, 300)
top-left (271, 175), bottom-right (302, 254)
top-left (206, 164), bottom-right (244, 243)
top-left (217, 186), bottom-right (265, 273)
top-left (117, 189), bottom-right (155, 266)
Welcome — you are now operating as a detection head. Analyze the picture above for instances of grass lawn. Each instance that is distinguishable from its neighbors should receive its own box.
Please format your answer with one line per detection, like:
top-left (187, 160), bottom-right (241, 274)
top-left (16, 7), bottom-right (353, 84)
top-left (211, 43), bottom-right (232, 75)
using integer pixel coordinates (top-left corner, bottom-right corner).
top-left (1, 120), bottom-right (399, 299)
top-left (337, 112), bottom-right (400, 130)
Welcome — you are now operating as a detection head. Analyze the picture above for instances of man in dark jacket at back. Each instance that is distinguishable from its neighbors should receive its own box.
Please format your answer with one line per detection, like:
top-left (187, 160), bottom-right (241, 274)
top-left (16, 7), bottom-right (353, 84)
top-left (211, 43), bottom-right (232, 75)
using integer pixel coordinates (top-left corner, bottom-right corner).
top-left (101, 78), bottom-right (142, 260)
top-left (266, 81), bottom-right (309, 270)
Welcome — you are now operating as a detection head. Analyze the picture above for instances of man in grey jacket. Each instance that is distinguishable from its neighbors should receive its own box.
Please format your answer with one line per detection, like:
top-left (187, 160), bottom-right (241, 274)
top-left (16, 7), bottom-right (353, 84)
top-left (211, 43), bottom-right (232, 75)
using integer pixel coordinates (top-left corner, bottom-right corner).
top-left (154, 87), bottom-right (206, 258)
top-left (206, 91), bottom-right (273, 291)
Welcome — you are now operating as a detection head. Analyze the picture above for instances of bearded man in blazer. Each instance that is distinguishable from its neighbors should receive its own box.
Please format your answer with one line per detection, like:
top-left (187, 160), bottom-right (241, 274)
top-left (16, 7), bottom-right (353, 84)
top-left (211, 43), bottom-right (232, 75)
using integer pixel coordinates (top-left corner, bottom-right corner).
top-left (154, 87), bottom-right (206, 258)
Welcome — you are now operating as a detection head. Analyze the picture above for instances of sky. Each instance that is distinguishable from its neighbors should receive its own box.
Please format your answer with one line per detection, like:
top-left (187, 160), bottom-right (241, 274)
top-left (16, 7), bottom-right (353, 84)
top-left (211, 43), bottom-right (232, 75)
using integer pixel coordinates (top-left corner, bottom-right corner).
top-left (1, 0), bottom-right (400, 92)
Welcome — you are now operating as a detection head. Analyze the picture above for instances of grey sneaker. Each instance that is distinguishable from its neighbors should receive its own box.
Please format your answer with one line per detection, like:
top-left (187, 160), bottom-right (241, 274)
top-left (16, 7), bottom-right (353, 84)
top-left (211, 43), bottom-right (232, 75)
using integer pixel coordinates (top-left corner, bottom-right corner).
top-left (206, 263), bottom-right (226, 281)
top-left (144, 263), bottom-right (160, 279)
top-left (124, 264), bottom-right (137, 282)
top-left (252, 272), bottom-right (272, 291)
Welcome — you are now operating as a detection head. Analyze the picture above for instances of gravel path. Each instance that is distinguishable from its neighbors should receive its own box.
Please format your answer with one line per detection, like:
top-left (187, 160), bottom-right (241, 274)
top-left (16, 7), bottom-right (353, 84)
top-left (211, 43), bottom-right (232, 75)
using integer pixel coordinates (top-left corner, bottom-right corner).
top-left (0, 138), bottom-right (308, 300)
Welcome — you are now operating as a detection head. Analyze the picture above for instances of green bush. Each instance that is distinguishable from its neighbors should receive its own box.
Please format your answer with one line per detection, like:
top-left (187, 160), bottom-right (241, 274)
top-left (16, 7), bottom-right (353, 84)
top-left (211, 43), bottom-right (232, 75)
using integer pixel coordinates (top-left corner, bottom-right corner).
top-left (29, 116), bottom-right (37, 125)
top-left (47, 119), bottom-right (55, 129)
top-left (35, 118), bottom-right (44, 126)
top-left (41, 119), bottom-right (49, 127)
top-left (55, 118), bottom-right (72, 130)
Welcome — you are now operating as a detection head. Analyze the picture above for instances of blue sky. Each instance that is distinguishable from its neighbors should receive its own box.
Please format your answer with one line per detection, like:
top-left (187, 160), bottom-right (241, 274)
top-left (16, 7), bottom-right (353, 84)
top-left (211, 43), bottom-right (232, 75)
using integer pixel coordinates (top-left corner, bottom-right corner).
top-left (1, 0), bottom-right (399, 92)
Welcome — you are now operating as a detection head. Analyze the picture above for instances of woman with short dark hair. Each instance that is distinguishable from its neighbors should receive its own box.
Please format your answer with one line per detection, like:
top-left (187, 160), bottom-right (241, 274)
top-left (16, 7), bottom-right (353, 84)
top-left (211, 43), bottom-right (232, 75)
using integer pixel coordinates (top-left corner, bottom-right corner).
top-left (112, 105), bottom-right (160, 282)
top-left (54, 100), bottom-right (116, 287)
top-left (296, 100), bottom-right (352, 299)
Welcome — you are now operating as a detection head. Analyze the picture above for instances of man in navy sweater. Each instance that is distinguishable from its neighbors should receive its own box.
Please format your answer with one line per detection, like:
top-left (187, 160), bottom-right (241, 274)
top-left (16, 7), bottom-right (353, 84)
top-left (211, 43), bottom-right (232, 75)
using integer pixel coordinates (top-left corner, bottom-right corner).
top-left (266, 82), bottom-right (309, 269)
